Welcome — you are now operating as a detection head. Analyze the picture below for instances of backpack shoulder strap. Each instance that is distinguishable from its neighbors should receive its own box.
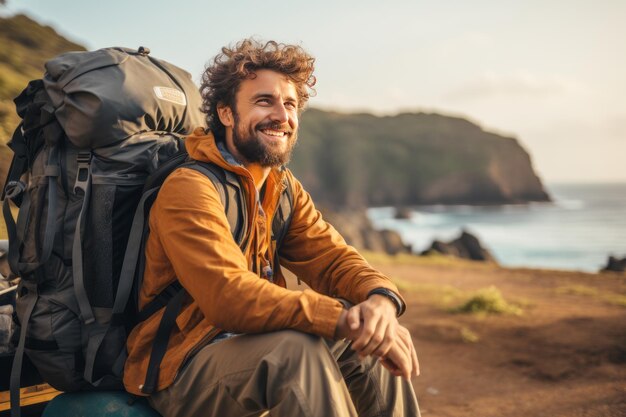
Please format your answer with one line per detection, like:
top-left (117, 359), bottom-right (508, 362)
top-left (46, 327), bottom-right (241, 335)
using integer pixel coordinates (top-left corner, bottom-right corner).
top-left (272, 173), bottom-right (294, 250)
top-left (125, 158), bottom-right (248, 325)
top-left (182, 160), bottom-right (247, 246)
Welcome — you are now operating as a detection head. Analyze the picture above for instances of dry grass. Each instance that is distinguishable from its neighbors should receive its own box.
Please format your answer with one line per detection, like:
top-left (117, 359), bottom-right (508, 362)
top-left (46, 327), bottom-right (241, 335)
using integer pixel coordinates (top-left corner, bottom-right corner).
top-left (556, 284), bottom-right (626, 307)
top-left (460, 326), bottom-right (480, 343)
top-left (392, 277), bottom-right (463, 306)
top-left (362, 250), bottom-right (495, 270)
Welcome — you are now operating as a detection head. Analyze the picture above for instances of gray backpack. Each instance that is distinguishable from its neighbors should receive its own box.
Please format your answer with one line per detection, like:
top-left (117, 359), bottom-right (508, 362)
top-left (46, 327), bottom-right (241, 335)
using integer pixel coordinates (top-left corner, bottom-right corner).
top-left (2, 47), bottom-right (204, 414)
top-left (3, 46), bottom-right (295, 416)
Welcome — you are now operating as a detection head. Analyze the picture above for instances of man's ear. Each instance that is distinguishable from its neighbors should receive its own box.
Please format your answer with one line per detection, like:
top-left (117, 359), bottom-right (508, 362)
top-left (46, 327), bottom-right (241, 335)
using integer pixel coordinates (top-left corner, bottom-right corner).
top-left (217, 104), bottom-right (234, 128)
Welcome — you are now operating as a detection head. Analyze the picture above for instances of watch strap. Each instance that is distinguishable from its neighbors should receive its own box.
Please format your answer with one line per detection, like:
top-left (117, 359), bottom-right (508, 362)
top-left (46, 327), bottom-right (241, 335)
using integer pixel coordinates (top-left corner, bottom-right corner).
top-left (367, 288), bottom-right (405, 316)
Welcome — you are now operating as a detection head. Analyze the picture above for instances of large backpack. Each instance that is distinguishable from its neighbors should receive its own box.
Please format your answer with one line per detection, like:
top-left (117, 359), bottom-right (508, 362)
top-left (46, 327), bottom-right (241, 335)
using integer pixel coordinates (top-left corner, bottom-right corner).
top-left (1, 46), bottom-right (294, 415)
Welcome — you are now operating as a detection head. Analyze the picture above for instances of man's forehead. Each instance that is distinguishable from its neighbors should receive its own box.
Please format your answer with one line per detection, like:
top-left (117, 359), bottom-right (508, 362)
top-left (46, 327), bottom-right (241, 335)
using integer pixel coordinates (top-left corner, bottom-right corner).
top-left (239, 69), bottom-right (297, 97)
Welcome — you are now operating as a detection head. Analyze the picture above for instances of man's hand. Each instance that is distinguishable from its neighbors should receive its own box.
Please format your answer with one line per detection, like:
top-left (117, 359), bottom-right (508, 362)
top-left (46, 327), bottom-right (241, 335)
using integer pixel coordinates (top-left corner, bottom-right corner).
top-left (335, 307), bottom-right (419, 379)
top-left (378, 325), bottom-right (420, 379)
top-left (335, 294), bottom-right (398, 357)
top-left (334, 295), bottom-right (420, 380)
top-left (347, 294), bottom-right (398, 358)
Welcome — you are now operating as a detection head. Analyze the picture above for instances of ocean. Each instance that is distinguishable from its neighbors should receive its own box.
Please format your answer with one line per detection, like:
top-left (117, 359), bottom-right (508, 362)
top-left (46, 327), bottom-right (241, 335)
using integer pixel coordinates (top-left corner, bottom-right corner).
top-left (367, 183), bottom-right (626, 273)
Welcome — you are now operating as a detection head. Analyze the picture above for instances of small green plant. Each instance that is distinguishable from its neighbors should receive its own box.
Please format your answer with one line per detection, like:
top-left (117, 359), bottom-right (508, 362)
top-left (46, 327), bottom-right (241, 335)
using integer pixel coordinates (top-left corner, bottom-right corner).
top-left (452, 286), bottom-right (522, 316)
top-left (460, 326), bottom-right (479, 343)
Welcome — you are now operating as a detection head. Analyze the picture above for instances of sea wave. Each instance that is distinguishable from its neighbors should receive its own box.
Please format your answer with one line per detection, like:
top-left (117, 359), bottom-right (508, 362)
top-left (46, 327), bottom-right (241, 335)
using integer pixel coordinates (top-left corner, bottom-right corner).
top-left (367, 183), bottom-right (626, 272)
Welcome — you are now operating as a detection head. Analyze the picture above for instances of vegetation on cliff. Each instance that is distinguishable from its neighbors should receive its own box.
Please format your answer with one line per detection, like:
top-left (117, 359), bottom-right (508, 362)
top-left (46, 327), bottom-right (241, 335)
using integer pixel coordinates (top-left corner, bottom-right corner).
top-left (0, 14), bottom-right (85, 101)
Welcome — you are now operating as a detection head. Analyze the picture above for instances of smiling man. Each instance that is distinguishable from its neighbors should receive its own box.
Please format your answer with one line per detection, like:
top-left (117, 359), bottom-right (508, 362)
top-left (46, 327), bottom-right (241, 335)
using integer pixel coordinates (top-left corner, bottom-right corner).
top-left (123, 39), bottom-right (420, 417)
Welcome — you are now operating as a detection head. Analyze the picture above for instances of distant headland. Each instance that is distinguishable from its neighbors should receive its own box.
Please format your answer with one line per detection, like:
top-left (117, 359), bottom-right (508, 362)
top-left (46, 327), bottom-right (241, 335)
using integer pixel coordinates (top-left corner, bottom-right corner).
top-left (291, 108), bottom-right (550, 209)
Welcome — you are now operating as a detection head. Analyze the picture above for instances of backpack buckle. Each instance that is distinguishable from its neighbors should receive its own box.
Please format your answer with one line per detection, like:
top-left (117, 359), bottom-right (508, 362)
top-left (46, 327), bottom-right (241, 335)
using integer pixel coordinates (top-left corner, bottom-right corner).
top-left (4, 180), bottom-right (26, 201)
top-left (137, 46), bottom-right (150, 56)
top-left (74, 151), bottom-right (92, 194)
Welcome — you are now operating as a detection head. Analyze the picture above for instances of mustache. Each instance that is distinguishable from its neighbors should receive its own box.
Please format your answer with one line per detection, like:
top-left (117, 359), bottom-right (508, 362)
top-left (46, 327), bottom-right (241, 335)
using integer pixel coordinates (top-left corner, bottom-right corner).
top-left (256, 121), bottom-right (294, 134)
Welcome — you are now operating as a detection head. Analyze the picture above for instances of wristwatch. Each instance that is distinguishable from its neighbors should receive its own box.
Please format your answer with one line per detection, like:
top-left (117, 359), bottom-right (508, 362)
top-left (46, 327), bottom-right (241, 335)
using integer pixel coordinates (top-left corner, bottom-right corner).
top-left (367, 288), bottom-right (405, 316)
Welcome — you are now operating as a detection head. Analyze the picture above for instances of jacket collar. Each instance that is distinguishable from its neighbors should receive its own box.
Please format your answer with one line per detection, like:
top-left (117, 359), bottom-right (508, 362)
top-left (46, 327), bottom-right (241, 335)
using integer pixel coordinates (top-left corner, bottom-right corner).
top-left (185, 127), bottom-right (287, 192)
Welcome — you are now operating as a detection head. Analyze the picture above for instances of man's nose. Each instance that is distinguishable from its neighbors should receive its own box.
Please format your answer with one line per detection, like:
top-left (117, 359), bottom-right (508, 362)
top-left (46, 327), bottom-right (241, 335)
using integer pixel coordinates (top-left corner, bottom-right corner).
top-left (271, 102), bottom-right (289, 124)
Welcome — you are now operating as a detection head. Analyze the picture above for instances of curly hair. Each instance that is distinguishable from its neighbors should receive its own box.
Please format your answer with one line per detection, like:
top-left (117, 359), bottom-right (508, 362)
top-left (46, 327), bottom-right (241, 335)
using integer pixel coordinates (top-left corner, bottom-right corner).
top-left (200, 39), bottom-right (316, 139)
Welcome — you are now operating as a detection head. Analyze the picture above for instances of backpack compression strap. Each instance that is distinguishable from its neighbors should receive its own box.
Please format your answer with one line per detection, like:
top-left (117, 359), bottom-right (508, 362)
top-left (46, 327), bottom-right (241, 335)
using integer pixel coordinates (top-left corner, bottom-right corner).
top-left (2, 132), bottom-right (61, 277)
top-left (72, 151), bottom-right (96, 325)
top-left (9, 282), bottom-right (38, 417)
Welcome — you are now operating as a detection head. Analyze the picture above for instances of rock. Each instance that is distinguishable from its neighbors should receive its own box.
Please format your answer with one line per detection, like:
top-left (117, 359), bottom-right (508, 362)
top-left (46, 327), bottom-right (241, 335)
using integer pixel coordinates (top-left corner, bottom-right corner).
top-left (380, 230), bottom-right (410, 255)
top-left (428, 239), bottom-right (463, 257)
top-left (457, 231), bottom-right (496, 261)
top-left (394, 207), bottom-right (413, 220)
top-left (601, 256), bottom-right (626, 273)
top-left (422, 230), bottom-right (496, 262)
top-left (361, 228), bottom-right (387, 253)
top-left (320, 209), bottom-right (367, 249)
top-left (320, 207), bottom-right (410, 255)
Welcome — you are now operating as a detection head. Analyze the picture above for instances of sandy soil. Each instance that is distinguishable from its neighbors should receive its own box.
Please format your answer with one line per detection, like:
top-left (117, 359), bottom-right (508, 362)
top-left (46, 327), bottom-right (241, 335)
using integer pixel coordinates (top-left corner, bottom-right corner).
top-left (364, 256), bottom-right (626, 417)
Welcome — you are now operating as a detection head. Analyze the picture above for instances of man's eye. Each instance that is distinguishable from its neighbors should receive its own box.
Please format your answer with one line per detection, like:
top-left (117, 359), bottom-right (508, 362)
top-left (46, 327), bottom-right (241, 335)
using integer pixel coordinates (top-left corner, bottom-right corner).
top-left (285, 102), bottom-right (297, 109)
top-left (257, 99), bottom-right (271, 105)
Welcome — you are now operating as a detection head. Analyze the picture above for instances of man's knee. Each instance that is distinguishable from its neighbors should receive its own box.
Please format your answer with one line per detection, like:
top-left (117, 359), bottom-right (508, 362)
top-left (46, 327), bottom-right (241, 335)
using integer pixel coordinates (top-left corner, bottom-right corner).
top-left (268, 330), bottom-right (329, 359)
top-left (260, 330), bottom-right (339, 378)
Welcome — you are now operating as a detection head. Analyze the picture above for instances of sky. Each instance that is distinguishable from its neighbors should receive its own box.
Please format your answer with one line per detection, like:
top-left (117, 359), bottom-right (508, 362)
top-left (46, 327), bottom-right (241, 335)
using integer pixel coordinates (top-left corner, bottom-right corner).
top-left (3, 0), bottom-right (625, 183)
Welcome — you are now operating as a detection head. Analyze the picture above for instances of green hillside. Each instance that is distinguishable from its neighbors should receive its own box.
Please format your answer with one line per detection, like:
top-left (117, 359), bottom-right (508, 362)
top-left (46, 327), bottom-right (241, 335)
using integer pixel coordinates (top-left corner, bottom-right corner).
top-left (0, 13), bottom-right (86, 185)
top-left (0, 13), bottom-right (86, 137)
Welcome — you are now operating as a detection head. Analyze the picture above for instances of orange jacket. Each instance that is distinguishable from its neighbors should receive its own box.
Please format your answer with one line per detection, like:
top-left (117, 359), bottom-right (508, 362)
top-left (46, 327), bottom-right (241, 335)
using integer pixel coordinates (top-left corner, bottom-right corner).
top-left (123, 128), bottom-right (404, 395)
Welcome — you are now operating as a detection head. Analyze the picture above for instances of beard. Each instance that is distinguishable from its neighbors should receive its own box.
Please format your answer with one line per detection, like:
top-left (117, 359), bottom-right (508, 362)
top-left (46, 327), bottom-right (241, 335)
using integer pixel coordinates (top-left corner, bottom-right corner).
top-left (232, 112), bottom-right (298, 167)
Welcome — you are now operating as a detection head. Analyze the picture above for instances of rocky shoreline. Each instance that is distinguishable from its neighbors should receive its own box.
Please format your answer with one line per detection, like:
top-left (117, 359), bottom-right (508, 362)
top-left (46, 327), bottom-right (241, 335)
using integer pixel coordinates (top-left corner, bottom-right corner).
top-left (323, 206), bottom-right (625, 275)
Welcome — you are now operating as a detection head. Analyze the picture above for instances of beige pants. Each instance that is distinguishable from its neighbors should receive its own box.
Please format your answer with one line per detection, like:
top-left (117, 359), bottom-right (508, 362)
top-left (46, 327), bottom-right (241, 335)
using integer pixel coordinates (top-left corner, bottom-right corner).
top-left (149, 330), bottom-right (420, 417)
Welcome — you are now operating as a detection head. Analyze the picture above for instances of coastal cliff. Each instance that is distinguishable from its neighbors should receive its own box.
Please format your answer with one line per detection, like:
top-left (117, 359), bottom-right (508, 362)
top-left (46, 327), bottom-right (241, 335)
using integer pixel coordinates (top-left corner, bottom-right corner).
top-left (292, 109), bottom-right (550, 208)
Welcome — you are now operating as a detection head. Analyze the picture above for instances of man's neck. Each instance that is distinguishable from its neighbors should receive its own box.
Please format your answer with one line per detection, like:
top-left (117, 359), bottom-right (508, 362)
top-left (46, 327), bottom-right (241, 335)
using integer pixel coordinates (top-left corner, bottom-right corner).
top-left (245, 163), bottom-right (271, 191)
top-left (218, 137), bottom-right (271, 190)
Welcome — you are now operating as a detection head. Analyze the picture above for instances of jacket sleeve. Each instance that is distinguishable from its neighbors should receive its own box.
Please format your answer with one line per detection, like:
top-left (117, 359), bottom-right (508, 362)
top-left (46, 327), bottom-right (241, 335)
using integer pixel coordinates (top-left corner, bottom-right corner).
top-left (150, 168), bottom-right (343, 339)
top-left (279, 172), bottom-right (405, 307)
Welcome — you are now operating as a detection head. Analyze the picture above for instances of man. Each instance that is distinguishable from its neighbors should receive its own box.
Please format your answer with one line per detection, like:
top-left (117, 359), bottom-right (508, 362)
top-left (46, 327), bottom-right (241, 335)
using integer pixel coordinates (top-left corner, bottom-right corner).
top-left (124, 39), bottom-right (421, 417)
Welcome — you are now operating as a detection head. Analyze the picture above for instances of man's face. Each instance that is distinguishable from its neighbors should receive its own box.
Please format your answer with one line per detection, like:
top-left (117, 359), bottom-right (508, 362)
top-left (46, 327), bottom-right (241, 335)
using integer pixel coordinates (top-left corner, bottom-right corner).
top-left (225, 69), bottom-right (299, 167)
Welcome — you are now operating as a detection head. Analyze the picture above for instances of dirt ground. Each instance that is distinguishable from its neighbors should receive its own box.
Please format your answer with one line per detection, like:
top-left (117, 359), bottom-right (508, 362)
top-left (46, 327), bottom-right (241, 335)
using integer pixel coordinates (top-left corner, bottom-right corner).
top-left (364, 255), bottom-right (626, 417)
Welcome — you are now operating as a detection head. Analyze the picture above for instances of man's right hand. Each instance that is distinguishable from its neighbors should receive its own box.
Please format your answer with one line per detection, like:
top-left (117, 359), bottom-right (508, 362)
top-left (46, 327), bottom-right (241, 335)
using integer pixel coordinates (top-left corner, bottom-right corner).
top-left (378, 325), bottom-right (419, 380)
top-left (335, 310), bottom-right (419, 380)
